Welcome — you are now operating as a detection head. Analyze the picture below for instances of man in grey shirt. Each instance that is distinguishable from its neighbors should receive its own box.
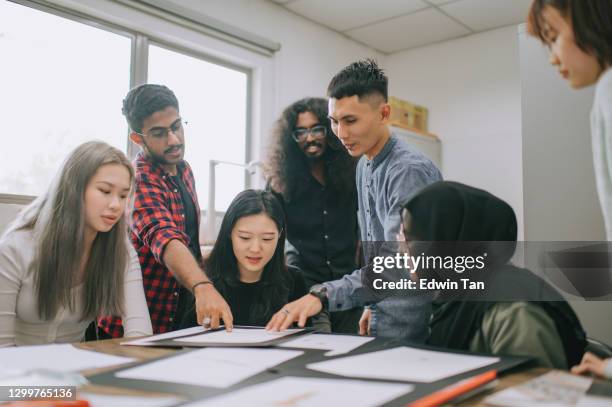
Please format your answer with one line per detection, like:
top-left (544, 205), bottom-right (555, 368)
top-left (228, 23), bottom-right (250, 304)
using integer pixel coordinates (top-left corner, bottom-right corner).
top-left (267, 59), bottom-right (441, 340)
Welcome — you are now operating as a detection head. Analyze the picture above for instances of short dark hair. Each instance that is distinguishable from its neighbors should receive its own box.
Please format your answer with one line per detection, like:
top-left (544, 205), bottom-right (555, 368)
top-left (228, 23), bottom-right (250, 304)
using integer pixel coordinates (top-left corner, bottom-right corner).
top-left (527, 0), bottom-right (612, 69)
top-left (327, 59), bottom-right (388, 101)
top-left (122, 84), bottom-right (179, 133)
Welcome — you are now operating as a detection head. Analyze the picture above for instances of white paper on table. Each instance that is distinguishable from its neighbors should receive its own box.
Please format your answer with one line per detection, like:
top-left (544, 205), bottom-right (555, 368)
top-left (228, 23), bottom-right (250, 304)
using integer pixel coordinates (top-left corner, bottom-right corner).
top-left (307, 346), bottom-right (499, 383)
top-left (122, 326), bottom-right (208, 346)
top-left (279, 333), bottom-right (374, 356)
top-left (484, 371), bottom-right (593, 407)
top-left (576, 395), bottom-right (612, 407)
top-left (115, 347), bottom-right (303, 388)
top-left (174, 327), bottom-right (302, 344)
top-left (0, 344), bottom-right (134, 374)
top-left (0, 370), bottom-right (87, 387)
top-left (180, 376), bottom-right (413, 407)
top-left (80, 392), bottom-right (183, 407)
top-left (0, 367), bottom-right (22, 379)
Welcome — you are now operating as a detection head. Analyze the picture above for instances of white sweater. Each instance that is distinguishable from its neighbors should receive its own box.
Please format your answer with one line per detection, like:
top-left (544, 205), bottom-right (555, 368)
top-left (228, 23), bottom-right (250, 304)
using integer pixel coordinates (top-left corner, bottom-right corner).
top-left (0, 229), bottom-right (152, 347)
top-left (606, 358), bottom-right (612, 379)
top-left (591, 68), bottom-right (612, 240)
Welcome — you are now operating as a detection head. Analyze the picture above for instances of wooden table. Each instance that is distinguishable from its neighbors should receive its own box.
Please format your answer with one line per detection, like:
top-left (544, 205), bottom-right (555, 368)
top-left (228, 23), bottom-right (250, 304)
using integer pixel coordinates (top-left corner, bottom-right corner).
top-left (74, 338), bottom-right (546, 406)
top-left (75, 339), bottom-right (186, 401)
top-left (455, 368), bottom-right (547, 406)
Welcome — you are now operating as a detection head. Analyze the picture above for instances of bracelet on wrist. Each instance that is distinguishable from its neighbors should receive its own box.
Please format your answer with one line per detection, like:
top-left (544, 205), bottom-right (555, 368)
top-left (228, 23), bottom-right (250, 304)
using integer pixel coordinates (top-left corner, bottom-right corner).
top-left (191, 280), bottom-right (212, 293)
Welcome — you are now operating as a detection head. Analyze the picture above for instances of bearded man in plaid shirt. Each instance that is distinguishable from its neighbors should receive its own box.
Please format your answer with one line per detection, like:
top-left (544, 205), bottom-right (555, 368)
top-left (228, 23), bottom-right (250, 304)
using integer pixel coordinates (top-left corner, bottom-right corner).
top-left (99, 84), bottom-right (233, 336)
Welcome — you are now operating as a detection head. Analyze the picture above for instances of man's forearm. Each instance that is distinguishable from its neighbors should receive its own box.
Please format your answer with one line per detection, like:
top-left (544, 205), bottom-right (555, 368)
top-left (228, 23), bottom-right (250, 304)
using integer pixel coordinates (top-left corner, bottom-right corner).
top-left (162, 239), bottom-right (209, 290)
top-left (323, 268), bottom-right (379, 312)
top-left (163, 239), bottom-right (233, 330)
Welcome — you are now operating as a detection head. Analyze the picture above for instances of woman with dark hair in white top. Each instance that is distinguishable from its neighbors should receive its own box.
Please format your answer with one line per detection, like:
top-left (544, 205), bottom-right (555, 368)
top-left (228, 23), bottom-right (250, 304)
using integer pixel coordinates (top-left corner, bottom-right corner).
top-left (0, 141), bottom-right (152, 347)
top-left (528, 0), bottom-right (612, 379)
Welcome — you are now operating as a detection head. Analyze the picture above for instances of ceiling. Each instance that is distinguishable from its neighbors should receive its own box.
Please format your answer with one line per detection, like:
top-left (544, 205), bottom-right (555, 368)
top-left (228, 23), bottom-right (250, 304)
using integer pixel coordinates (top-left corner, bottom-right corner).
top-left (270, 0), bottom-right (533, 54)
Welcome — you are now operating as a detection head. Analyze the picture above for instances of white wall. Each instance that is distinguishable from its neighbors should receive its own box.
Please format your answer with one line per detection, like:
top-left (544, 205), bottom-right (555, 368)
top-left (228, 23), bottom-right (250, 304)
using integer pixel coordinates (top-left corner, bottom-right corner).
top-left (385, 26), bottom-right (524, 239)
top-left (44, 0), bottom-right (382, 184)
top-left (520, 27), bottom-right (611, 345)
top-left (520, 27), bottom-right (603, 241)
top-left (168, 0), bottom-right (384, 132)
top-left (163, 0), bottom-right (385, 204)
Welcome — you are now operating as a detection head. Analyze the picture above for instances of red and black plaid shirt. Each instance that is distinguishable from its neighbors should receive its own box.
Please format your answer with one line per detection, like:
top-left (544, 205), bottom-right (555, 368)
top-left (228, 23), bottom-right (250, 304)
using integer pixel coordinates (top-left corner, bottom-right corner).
top-left (99, 152), bottom-right (201, 336)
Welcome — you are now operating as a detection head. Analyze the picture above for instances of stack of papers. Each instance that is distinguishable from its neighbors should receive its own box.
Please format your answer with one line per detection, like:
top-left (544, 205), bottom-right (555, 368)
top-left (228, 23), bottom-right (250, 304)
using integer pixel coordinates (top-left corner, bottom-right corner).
top-left (0, 344), bottom-right (134, 374)
top-left (116, 347), bottom-right (303, 388)
top-left (122, 326), bottom-right (207, 347)
top-left (485, 371), bottom-right (593, 406)
top-left (576, 396), bottom-right (612, 407)
top-left (307, 346), bottom-right (499, 383)
top-left (180, 376), bottom-right (413, 407)
top-left (124, 326), bottom-right (304, 347)
top-left (174, 328), bottom-right (301, 345)
top-left (0, 370), bottom-right (88, 387)
top-left (279, 333), bottom-right (374, 356)
top-left (79, 392), bottom-right (183, 407)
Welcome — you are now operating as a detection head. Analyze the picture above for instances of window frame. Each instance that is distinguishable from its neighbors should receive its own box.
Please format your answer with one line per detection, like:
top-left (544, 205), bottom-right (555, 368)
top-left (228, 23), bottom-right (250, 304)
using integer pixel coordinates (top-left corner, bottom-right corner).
top-left (144, 38), bottom-right (253, 188)
top-left (1, 0), bottom-right (254, 215)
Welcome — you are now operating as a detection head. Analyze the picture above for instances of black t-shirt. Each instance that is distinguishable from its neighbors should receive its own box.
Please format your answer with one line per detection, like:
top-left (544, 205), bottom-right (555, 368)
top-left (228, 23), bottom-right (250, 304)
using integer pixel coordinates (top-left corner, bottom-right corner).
top-left (171, 174), bottom-right (200, 330)
top-left (180, 266), bottom-right (307, 327)
top-left (171, 174), bottom-right (200, 258)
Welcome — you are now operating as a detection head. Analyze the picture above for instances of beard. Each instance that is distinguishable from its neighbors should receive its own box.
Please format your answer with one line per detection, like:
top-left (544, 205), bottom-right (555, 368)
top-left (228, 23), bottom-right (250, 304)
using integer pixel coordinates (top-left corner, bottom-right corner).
top-left (302, 140), bottom-right (325, 160)
top-left (141, 139), bottom-right (184, 166)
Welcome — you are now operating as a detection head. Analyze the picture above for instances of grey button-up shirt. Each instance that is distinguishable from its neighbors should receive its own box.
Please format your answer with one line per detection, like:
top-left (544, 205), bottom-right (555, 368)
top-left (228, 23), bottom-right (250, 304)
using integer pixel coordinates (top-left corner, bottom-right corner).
top-left (324, 134), bottom-right (442, 340)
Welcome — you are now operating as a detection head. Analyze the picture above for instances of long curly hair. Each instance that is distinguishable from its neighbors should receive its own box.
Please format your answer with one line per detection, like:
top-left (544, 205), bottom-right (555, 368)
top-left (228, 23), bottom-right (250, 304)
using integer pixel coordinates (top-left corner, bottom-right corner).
top-left (264, 97), bottom-right (357, 202)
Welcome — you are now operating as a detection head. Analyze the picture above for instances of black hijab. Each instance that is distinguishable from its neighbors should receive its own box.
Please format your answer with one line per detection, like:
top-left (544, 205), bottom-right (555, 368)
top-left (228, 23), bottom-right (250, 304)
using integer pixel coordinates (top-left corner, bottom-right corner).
top-left (403, 181), bottom-right (586, 367)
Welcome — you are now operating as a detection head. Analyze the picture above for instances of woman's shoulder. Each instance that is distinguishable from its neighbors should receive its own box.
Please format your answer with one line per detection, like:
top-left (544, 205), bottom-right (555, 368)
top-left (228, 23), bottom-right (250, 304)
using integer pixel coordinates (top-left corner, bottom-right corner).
top-left (0, 228), bottom-right (36, 279)
top-left (483, 302), bottom-right (559, 337)
top-left (485, 302), bottom-right (534, 317)
top-left (598, 68), bottom-right (612, 90)
top-left (595, 68), bottom-right (612, 106)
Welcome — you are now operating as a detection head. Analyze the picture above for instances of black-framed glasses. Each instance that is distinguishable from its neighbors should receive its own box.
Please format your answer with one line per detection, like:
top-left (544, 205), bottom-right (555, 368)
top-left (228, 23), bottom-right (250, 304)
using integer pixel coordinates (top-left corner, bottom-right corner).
top-left (291, 124), bottom-right (326, 142)
top-left (135, 118), bottom-right (188, 139)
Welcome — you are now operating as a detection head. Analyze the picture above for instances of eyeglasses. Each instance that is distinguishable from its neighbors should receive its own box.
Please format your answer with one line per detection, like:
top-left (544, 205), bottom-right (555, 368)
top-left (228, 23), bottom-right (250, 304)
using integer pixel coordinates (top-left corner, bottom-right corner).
top-left (134, 118), bottom-right (188, 139)
top-left (292, 125), bottom-right (327, 142)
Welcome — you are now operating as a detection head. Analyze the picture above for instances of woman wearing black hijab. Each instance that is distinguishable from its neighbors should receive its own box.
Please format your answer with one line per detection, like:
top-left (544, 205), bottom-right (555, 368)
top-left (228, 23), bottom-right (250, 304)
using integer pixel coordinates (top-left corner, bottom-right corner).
top-left (401, 181), bottom-right (586, 369)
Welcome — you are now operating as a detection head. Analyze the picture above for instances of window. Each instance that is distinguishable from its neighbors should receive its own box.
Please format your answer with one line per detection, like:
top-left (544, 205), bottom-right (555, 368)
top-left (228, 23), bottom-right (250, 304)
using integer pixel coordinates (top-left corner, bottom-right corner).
top-left (147, 44), bottom-right (248, 211)
top-left (0, 2), bottom-right (252, 214)
top-left (0, 1), bottom-right (131, 196)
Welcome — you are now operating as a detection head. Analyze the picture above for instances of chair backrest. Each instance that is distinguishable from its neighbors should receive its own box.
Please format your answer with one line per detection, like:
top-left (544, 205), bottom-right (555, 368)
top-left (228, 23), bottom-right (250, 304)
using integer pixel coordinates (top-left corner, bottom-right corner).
top-left (0, 203), bottom-right (25, 236)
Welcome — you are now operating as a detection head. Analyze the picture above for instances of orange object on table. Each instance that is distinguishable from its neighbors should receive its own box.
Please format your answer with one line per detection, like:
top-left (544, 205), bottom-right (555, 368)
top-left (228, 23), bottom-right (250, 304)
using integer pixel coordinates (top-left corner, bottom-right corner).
top-left (407, 369), bottom-right (498, 407)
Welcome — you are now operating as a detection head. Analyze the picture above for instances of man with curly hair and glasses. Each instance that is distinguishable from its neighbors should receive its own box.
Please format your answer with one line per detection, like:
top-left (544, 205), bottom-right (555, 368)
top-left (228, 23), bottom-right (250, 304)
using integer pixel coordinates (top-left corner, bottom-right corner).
top-left (264, 97), bottom-right (362, 333)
